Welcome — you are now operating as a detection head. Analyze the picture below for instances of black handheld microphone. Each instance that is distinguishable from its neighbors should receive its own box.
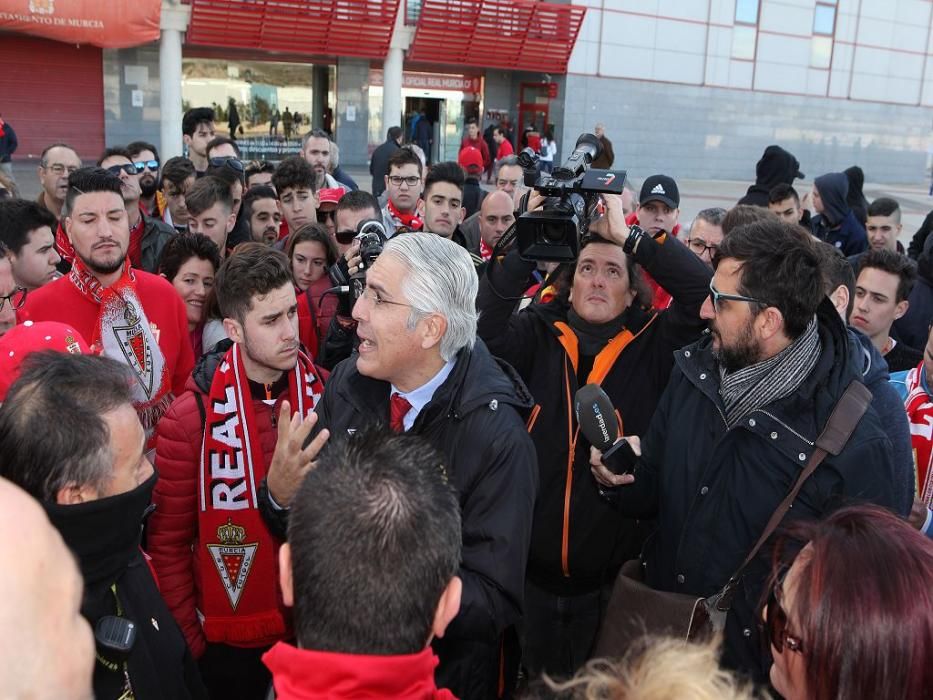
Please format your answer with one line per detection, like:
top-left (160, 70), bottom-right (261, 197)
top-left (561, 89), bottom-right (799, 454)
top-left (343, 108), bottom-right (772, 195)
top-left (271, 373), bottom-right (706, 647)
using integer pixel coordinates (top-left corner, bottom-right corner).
top-left (574, 384), bottom-right (639, 475)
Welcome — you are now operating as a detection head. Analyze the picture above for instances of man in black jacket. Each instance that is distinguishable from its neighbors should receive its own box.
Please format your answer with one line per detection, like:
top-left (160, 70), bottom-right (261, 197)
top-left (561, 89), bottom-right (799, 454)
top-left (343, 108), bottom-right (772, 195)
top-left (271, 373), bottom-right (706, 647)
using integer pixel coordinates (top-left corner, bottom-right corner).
top-left (593, 219), bottom-right (904, 682)
top-left (260, 232), bottom-right (538, 700)
top-left (738, 144), bottom-right (804, 208)
top-left (476, 193), bottom-right (711, 678)
top-left (0, 353), bottom-right (206, 700)
top-left (370, 126), bottom-right (402, 197)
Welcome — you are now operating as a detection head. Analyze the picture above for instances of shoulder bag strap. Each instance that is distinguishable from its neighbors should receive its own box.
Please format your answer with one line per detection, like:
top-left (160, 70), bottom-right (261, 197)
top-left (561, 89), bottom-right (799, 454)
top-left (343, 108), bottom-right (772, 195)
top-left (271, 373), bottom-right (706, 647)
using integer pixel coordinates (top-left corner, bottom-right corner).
top-left (716, 380), bottom-right (872, 607)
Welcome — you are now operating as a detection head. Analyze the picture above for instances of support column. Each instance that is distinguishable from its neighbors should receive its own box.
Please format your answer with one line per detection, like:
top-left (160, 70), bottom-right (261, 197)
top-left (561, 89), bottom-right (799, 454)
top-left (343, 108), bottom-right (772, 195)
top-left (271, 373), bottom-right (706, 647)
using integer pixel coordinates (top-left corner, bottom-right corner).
top-left (312, 65), bottom-right (328, 131)
top-left (382, 46), bottom-right (404, 133)
top-left (159, 1), bottom-right (191, 160)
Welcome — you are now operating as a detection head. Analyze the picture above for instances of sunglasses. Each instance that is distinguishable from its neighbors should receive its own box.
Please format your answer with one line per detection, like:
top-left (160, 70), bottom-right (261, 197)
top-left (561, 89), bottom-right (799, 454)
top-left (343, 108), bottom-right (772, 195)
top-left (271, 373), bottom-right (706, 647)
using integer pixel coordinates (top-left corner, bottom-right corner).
top-left (133, 159), bottom-right (159, 172)
top-left (209, 157), bottom-right (244, 172)
top-left (106, 163), bottom-right (139, 176)
top-left (709, 280), bottom-right (763, 311)
top-left (335, 229), bottom-right (356, 245)
top-left (317, 210), bottom-right (335, 223)
top-left (765, 580), bottom-right (804, 655)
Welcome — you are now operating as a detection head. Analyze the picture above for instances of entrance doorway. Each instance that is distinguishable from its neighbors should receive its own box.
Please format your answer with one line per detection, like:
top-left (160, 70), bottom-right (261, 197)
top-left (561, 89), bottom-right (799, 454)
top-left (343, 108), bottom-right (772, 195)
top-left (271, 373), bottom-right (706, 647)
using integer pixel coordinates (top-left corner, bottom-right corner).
top-left (405, 96), bottom-right (442, 164)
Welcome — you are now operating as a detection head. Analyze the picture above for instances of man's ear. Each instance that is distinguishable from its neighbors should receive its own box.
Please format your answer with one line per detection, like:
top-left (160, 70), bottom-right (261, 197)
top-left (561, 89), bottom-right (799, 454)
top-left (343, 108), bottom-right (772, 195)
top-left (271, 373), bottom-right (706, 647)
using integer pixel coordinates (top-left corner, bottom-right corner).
top-left (830, 284), bottom-right (850, 323)
top-left (64, 217), bottom-right (74, 244)
top-left (757, 305), bottom-right (786, 342)
top-left (278, 543), bottom-right (294, 607)
top-left (224, 317), bottom-right (244, 344)
top-left (56, 481), bottom-right (98, 505)
top-left (226, 211), bottom-right (236, 234)
top-left (894, 298), bottom-right (909, 321)
top-left (430, 576), bottom-right (462, 641)
top-left (420, 313), bottom-right (447, 351)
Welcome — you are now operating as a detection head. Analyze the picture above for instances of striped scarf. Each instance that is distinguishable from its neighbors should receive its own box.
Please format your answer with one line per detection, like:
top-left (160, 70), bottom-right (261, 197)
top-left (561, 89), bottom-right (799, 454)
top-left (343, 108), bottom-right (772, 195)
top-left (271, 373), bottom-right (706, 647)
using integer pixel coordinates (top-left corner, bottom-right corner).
top-left (718, 317), bottom-right (821, 427)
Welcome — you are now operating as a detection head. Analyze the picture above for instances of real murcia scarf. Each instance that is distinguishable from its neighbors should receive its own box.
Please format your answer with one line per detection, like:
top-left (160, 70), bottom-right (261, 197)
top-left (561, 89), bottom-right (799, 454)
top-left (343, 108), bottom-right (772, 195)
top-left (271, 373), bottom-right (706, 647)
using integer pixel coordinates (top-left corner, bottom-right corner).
top-left (69, 257), bottom-right (170, 435)
top-left (386, 199), bottom-right (423, 233)
top-left (197, 342), bottom-right (324, 643)
top-left (901, 361), bottom-right (933, 505)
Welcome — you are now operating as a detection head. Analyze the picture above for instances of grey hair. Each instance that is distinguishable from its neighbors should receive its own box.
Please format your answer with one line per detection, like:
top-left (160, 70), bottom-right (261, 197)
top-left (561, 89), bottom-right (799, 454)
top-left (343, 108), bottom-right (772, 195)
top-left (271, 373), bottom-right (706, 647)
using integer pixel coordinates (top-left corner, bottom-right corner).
top-left (329, 141), bottom-right (340, 169)
top-left (495, 155), bottom-right (519, 178)
top-left (301, 128), bottom-right (330, 148)
top-left (381, 234), bottom-right (477, 361)
top-left (695, 207), bottom-right (727, 227)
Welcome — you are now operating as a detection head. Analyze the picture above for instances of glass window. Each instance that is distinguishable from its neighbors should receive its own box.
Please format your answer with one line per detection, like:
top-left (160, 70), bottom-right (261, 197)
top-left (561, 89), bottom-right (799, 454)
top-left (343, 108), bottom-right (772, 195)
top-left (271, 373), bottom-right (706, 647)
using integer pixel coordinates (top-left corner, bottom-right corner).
top-left (813, 4), bottom-right (836, 35)
top-left (735, 0), bottom-right (759, 25)
top-left (732, 25), bottom-right (757, 60)
top-left (811, 35), bottom-right (833, 68)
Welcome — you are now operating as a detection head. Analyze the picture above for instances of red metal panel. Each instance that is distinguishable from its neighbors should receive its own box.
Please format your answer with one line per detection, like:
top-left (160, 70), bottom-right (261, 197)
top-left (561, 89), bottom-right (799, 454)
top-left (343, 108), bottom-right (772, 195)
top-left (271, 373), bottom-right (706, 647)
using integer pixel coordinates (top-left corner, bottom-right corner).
top-left (186, 0), bottom-right (401, 60)
top-left (0, 35), bottom-right (104, 161)
top-left (407, 0), bottom-right (586, 74)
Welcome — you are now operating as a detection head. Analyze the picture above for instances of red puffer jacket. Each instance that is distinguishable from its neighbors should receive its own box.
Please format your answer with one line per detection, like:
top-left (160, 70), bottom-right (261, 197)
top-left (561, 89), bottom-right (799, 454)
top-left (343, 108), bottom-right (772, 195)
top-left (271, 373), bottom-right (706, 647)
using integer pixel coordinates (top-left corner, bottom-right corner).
top-left (148, 341), bottom-right (288, 657)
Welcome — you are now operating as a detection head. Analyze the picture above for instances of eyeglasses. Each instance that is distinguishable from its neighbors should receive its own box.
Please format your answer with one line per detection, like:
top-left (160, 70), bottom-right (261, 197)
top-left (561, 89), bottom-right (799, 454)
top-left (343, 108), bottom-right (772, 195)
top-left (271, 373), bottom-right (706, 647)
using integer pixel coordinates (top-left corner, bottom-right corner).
top-left (133, 159), bottom-right (159, 172)
top-left (0, 287), bottom-right (27, 313)
top-left (106, 163), bottom-right (139, 177)
top-left (766, 580), bottom-right (804, 655)
top-left (42, 163), bottom-right (79, 176)
top-left (317, 210), bottom-right (335, 223)
top-left (335, 229), bottom-right (356, 245)
top-left (387, 175), bottom-right (421, 188)
top-left (709, 280), bottom-right (763, 311)
top-left (687, 238), bottom-right (720, 257)
top-left (359, 285), bottom-right (410, 310)
top-left (209, 157), bottom-right (244, 173)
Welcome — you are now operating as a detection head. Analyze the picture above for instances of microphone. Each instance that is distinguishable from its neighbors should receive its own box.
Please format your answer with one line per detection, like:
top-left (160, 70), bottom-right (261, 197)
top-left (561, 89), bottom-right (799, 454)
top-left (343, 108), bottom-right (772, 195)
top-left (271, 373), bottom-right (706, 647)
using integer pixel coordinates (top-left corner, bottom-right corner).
top-left (574, 384), bottom-right (639, 475)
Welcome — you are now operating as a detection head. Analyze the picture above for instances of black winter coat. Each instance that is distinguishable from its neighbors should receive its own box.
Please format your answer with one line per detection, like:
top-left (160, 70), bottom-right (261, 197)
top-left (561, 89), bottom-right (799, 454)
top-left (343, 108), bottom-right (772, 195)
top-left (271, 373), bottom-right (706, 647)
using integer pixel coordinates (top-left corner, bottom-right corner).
top-left (614, 300), bottom-right (903, 681)
top-left (476, 234), bottom-right (711, 595)
top-left (262, 340), bottom-right (538, 700)
top-left (369, 139), bottom-right (400, 197)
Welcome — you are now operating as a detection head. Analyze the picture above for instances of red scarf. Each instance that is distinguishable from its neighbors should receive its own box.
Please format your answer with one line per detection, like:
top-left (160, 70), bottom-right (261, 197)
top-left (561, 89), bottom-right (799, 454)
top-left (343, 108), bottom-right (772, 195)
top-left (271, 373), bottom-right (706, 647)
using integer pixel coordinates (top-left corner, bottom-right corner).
top-left (69, 258), bottom-right (170, 436)
top-left (387, 199), bottom-right (423, 232)
top-left (263, 642), bottom-right (457, 699)
top-left (902, 362), bottom-right (933, 505)
top-left (55, 220), bottom-right (76, 266)
top-left (198, 343), bottom-right (324, 644)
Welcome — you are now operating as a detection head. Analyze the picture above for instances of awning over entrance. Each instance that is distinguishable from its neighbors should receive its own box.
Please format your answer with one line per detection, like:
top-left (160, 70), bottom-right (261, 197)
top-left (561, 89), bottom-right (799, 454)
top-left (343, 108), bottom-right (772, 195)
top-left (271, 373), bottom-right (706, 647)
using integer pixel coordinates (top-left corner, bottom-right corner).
top-left (186, 0), bottom-right (401, 59)
top-left (406, 0), bottom-right (586, 74)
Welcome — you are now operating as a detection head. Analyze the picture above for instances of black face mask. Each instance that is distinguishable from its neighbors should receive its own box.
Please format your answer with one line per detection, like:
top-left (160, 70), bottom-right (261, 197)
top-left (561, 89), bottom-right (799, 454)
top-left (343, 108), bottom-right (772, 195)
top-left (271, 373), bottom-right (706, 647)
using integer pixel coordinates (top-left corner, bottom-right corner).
top-left (44, 470), bottom-right (158, 586)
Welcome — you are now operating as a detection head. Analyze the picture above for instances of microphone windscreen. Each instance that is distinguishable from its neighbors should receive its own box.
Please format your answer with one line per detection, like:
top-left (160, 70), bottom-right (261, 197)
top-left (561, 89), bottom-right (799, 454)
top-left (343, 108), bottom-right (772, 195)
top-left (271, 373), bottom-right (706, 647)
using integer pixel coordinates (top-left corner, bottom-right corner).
top-left (574, 383), bottom-right (619, 451)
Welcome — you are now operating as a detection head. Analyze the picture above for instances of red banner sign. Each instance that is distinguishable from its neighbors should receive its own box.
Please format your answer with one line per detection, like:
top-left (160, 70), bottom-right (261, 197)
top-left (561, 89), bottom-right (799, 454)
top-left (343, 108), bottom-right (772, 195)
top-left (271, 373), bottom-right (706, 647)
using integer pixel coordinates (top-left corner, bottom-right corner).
top-left (0, 0), bottom-right (160, 48)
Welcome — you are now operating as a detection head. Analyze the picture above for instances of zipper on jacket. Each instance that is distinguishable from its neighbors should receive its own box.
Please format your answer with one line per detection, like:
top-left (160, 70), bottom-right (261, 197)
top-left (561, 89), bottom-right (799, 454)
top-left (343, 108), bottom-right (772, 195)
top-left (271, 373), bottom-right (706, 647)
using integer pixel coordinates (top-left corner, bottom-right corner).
top-left (757, 409), bottom-right (815, 446)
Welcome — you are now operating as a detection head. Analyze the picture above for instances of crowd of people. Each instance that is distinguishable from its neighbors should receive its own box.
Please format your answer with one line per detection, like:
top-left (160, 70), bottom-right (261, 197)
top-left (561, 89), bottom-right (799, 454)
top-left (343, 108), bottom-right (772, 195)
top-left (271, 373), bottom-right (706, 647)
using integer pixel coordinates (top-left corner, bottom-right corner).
top-left (0, 105), bottom-right (931, 700)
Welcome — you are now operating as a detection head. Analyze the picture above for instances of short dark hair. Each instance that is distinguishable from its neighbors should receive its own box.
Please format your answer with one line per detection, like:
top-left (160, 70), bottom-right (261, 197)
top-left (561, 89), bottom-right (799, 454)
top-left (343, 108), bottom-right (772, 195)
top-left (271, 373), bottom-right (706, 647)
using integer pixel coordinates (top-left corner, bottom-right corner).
top-left (241, 185), bottom-right (278, 224)
top-left (857, 249), bottom-right (917, 303)
top-left (387, 147), bottom-right (423, 176)
top-left (387, 126), bottom-right (403, 141)
top-left (245, 160), bottom-right (276, 187)
top-left (207, 161), bottom-right (245, 189)
top-left (96, 147), bottom-right (132, 166)
top-left (814, 242), bottom-right (855, 319)
top-left (423, 161), bottom-right (464, 198)
top-left (272, 156), bottom-right (316, 195)
top-left (768, 183), bottom-right (800, 206)
top-left (206, 135), bottom-right (241, 159)
top-left (301, 128), bottom-right (330, 148)
top-left (182, 107), bottom-right (215, 137)
top-left (287, 427), bottom-right (461, 654)
top-left (185, 176), bottom-right (233, 218)
top-left (0, 353), bottom-right (134, 502)
top-left (64, 167), bottom-right (123, 217)
top-left (215, 242), bottom-right (293, 324)
top-left (126, 141), bottom-right (160, 163)
top-left (721, 204), bottom-right (778, 236)
top-left (0, 199), bottom-right (57, 255)
top-left (494, 127), bottom-right (506, 137)
top-left (160, 157), bottom-right (196, 190)
top-left (867, 197), bottom-right (901, 222)
top-left (715, 219), bottom-right (824, 339)
top-left (286, 223), bottom-right (337, 269)
top-left (157, 232), bottom-right (221, 281)
top-left (334, 189), bottom-right (380, 219)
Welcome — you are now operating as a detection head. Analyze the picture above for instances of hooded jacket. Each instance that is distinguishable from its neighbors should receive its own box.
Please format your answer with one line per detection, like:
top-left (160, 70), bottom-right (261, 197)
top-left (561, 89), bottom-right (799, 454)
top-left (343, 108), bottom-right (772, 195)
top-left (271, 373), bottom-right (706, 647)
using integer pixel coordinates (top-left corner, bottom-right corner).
top-left (612, 300), bottom-right (902, 681)
top-left (894, 246), bottom-right (933, 349)
top-left (737, 145), bottom-right (803, 207)
top-left (259, 339), bottom-right (538, 700)
top-left (811, 172), bottom-right (868, 256)
top-left (844, 165), bottom-right (869, 228)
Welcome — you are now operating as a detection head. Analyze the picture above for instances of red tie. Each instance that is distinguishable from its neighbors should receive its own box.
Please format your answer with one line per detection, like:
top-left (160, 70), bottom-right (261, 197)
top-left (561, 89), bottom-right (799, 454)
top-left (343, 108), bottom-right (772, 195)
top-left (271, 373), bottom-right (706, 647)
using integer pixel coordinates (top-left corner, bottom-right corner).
top-left (389, 393), bottom-right (412, 433)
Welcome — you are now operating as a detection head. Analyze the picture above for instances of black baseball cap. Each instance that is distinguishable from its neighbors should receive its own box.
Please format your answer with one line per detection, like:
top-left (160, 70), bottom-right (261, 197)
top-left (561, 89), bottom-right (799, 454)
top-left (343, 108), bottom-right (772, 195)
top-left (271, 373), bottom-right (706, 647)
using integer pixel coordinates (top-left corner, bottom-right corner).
top-left (639, 175), bottom-right (680, 209)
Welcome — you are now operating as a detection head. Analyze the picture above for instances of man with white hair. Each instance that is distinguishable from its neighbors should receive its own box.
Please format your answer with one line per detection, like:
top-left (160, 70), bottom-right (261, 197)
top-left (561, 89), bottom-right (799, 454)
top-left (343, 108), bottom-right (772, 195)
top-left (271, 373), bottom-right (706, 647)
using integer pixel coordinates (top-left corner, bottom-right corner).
top-left (259, 233), bottom-right (538, 700)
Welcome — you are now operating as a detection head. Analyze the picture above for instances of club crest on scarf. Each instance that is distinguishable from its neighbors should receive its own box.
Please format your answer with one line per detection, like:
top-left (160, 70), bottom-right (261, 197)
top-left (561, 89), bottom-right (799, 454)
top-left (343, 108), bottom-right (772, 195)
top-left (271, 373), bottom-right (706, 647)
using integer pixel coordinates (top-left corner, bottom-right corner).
top-left (206, 518), bottom-right (258, 610)
top-left (112, 300), bottom-right (156, 398)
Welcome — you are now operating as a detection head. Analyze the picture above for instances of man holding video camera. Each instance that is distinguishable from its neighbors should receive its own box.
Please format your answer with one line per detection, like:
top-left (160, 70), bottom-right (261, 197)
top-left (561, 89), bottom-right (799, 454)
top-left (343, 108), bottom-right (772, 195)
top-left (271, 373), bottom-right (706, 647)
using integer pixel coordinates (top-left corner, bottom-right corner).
top-left (476, 188), bottom-right (711, 678)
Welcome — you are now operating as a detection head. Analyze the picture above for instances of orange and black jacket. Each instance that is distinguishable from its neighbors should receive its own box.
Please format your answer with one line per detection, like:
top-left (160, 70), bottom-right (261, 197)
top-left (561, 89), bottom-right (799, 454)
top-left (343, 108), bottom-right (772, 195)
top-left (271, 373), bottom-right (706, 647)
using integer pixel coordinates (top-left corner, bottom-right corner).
top-left (477, 234), bottom-right (711, 595)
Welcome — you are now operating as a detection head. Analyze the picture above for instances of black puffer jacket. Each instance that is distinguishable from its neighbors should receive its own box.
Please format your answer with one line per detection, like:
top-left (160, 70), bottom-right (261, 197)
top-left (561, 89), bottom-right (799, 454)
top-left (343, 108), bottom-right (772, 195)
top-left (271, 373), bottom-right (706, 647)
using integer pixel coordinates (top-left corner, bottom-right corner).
top-left (261, 339), bottom-right (538, 700)
top-left (476, 234), bottom-right (711, 595)
top-left (614, 300), bottom-right (903, 681)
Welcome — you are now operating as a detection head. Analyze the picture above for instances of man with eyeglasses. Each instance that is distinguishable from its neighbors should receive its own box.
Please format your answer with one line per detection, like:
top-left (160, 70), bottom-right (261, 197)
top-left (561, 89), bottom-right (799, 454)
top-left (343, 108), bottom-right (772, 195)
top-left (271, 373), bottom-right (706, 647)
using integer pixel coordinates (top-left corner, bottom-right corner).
top-left (591, 218), bottom-right (902, 684)
top-left (0, 241), bottom-right (20, 337)
top-left (97, 147), bottom-right (175, 274)
top-left (684, 207), bottom-right (726, 267)
top-left (127, 140), bottom-right (162, 218)
top-left (36, 142), bottom-right (81, 221)
top-left (381, 148), bottom-right (424, 236)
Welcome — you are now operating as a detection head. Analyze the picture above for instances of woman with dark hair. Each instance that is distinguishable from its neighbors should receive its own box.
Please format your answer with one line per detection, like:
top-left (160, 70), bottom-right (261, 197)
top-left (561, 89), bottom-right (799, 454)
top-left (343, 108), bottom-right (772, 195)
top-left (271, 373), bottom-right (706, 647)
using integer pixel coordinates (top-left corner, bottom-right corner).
top-left (286, 223), bottom-right (338, 359)
top-left (843, 165), bottom-right (869, 228)
top-left (765, 504), bottom-right (933, 700)
top-left (159, 233), bottom-right (221, 357)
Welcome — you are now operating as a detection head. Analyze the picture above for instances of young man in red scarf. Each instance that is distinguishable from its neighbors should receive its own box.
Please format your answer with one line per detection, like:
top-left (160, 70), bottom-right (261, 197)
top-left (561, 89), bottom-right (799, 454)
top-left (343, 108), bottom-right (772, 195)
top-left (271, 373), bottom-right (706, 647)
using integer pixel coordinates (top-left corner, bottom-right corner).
top-left (17, 167), bottom-right (193, 440)
top-left (381, 147), bottom-right (424, 236)
top-left (149, 242), bottom-right (328, 698)
top-left (264, 427), bottom-right (461, 699)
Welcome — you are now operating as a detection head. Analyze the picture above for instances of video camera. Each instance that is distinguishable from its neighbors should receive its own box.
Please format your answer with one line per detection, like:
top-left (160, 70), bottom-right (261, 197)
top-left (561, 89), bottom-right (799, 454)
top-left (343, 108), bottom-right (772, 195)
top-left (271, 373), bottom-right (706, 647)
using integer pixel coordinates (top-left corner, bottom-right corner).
top-left (328, 218), bottom-right (388, 304)
top-left (514, 133), bottom-right (627, 263)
